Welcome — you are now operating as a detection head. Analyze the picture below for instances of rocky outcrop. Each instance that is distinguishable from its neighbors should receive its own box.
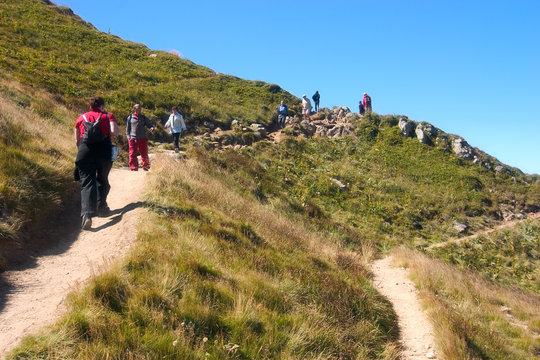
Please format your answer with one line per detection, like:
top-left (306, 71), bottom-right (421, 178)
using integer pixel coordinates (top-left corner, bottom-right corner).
top-left (452, 137), bottom-right (475, 161)
top-left (399, 118), bottom-right (415, 137)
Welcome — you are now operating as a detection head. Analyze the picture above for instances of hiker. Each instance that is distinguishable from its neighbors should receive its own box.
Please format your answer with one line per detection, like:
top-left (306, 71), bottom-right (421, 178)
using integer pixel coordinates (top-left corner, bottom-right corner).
top-left (312, 91), bottom-right (320, 112)
top-left (164, 106), bottom-right (187, 152)
top-left (363, 92), bottom-right (372, 113)
top-left (301, 94), bottom-right (311, 121)
top-left (276, 100), bottom-right (288, 129)
top-left (126, 103), bottom-right (154, 171)
top-left (74, 96), bottom-right (119, 229)
top-left (359, 100), bottom-right (365, 115)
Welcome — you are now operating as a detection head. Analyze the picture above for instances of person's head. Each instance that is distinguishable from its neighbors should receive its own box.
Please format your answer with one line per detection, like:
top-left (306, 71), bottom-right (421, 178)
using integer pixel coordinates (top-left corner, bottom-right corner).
top-left (90, 97), bottom-right (105, 111)
top-left (302, 94), bottom-right (307, 98)
top-left (280, 100), bottom-right (285, 105)
top-left (363, 92), bottom-right (367, 96)
top-left (172, 106), bottom-right (178, 114)
top-left (133, 103), bottom-right (141, 114)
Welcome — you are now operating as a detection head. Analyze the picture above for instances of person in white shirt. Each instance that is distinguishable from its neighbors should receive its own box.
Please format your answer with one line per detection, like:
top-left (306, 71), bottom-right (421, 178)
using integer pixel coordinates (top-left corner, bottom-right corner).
top-left (164, 106), bottom-right (187, 152)
top-left (301, 94), bottom-right (312, 121)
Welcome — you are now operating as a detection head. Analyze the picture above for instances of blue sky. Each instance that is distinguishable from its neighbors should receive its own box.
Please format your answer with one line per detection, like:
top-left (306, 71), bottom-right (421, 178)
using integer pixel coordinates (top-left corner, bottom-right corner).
top-left (57, 1), bottom-right (540, 174)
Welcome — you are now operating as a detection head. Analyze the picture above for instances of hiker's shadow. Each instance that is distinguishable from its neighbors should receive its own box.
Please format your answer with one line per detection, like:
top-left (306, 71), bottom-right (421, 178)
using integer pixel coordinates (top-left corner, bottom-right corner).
top-left (0, 201), bottom-right (143, 313)
top-left (87, 201), bottom-right (142, 232)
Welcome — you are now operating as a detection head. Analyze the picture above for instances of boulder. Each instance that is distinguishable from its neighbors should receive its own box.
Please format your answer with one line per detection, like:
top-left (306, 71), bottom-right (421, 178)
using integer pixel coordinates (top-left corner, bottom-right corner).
top-left (452, 137), bottom-right (475, 160)
top-left (415, 126), bottom-right (430, 144)
top-left (300, 121), bottom-right (316, 136)
top-left (399, 118), bottom-right (416, 137)
top-left (331, 178), bottom-right (348, 191)
top-left (453, 221), bottom-right (468, 233)
top-left (250, 123), bottom-right (266, 137)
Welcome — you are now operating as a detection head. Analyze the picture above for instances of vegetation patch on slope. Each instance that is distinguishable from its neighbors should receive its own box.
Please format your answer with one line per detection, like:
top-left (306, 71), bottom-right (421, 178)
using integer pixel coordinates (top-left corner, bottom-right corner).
top-left (8, 153), bottom-right (401, 359)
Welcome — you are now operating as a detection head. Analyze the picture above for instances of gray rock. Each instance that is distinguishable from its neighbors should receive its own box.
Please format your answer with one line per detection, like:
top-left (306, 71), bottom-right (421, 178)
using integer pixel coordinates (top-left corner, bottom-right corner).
top-left (300, 121), bottom-right (316, 136)
top-left (453, 221), bottom-right (468, 233)
top-left (399, 118), bottom-right (416, 137)
top-left (250, 123), bottom-right (266, 136)
top-left (415, 126), bottom-right (430, 144)
top-left (452, 137), bottom-right (475, 160)
top-left (331, 178), bottom-right (348, 191)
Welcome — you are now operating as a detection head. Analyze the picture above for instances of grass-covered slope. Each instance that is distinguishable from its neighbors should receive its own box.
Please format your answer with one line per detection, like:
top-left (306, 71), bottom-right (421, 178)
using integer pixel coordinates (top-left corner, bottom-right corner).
top-left (8, 152), bottom-right (401, 359)
top-left (0, 0), bottom-right (298, 127)
top-left (0, 79), bottom-right (77, 266)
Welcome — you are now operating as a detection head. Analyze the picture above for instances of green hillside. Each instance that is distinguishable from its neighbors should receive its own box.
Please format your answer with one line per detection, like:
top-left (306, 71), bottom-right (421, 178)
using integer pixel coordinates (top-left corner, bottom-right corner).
top-left (0, 0), bottom-right (298, 128)
top-left (1, 0), bottom-right (540, 359)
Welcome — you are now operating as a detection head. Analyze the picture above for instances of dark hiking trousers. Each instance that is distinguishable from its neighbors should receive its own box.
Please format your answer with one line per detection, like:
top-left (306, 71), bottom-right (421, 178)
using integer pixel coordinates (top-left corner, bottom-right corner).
top-left (76, 140), bottom-right (112, 217)
top-left (172, 132), bottom-right (180, 149)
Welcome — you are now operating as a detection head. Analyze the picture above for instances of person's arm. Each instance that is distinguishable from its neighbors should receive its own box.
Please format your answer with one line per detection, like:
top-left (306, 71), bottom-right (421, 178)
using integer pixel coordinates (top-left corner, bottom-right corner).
top-left (110, 120), bottom-right (119, 137)
top-left (75, 127), bottom-right (81, 148)
top-left (126, 115), bottom-right (131, 139)
top-left (179, 114), bottom-right (187, 131)
top-left (145, 115), bottom-right (155, 133)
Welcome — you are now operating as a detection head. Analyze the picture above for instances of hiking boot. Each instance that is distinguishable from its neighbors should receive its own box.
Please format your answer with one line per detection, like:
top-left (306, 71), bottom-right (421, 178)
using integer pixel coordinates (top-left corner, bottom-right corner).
top-left (98, 206), bottom-right (111, 217)
top-left (81, 214), bottom-right (92, 230)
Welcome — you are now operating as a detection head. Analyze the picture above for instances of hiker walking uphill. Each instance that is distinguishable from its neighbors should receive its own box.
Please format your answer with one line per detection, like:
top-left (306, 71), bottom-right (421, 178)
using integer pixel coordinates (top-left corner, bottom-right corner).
top-left (164, 106), bottom-right (187, 152)
top-left (74, 97), bottom-right (119, 230)
top-left (363, 92), bottom-right (372, 113)
top-left (126, 104), bottom-right (154, 171)
top-left (276, 100), bottom-right (288, 129)
top-left (301, 94), bottom-right (311, 121)
top-left (312, 91), bottom-right (320, 112)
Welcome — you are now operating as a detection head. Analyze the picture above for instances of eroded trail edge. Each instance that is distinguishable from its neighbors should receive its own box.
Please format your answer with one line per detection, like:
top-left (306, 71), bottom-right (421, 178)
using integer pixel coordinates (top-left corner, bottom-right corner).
top-left (372, 256), bottom-right (437, 360)
top-left (0, 167), bottom-right (147, 357)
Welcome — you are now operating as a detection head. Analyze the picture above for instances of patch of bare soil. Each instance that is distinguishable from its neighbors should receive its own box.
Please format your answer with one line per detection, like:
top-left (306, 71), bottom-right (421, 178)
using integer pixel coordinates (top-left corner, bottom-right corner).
top-left (0, 167), bottom-right (147, 358)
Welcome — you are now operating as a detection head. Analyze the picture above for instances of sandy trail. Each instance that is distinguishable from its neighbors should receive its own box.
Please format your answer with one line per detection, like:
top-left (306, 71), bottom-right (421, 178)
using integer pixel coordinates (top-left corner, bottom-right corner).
top-left (428, 212), bottom-right (540, 250)
top-left (0, 167), bottom-right (147, 358)
top-left (372, 256), bottom-right (437, 360)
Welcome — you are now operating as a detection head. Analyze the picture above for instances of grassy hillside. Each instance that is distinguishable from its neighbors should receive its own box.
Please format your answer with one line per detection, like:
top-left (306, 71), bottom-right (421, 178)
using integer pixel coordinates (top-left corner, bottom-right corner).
top-left (0, 78), bottom-right (77, 267)
top-left (1, 0), bottom-right (540, 359)
top-left (0, 0), bottom-right (299, 128)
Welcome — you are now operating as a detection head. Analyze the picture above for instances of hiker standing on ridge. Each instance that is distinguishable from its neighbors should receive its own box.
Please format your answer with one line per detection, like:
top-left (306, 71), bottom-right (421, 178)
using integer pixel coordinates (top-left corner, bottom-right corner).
top-left (126, 104), bottom-right (154, 171)
top-left (358, 100), bottom-right (365, 115)
top-left (312, 91), bottom-right (320, 112)
top-left (276, 100), bottom-right (288, 129)
top-left (302, 94), bottom-right (312, 121)
top-left (164, 106), bottom-right (187, 152)
top-left (363, 92), bottom-right (372, 113)
top-left (74, 96), bottom-right (119, 230)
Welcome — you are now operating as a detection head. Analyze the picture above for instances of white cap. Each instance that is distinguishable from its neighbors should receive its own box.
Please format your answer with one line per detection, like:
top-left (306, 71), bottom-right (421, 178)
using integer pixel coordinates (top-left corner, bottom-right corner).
top-left (302, 94), bottom-right (306, 97)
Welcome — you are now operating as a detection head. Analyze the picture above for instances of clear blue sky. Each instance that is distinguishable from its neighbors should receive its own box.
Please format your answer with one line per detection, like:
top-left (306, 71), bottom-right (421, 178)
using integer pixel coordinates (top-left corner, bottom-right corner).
top-left (57, 1), bottom-right (540, 174)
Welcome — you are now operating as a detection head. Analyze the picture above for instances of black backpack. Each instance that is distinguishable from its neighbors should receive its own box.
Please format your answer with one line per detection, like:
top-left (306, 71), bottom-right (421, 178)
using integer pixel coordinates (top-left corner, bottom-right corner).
top-left (82, 112), bottom-right (108, 144)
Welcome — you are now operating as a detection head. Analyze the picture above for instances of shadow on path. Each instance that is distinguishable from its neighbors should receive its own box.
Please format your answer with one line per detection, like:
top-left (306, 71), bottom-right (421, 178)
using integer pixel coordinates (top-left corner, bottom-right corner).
top-left (0, 200), bottom-right (142, 313)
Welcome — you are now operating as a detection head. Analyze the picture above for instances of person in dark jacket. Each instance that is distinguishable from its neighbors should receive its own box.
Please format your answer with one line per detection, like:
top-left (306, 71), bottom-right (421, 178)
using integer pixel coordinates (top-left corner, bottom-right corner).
top-left (74, 97), bottom-right (119, 229)
top-left (312, 91), bottom-right (320, 112)
top-left (126, 103), bottom-right (154, 171)
top-left (276, 100), bottom-right (288, 129)
top-left (359, 100), bottom-right (365, 115)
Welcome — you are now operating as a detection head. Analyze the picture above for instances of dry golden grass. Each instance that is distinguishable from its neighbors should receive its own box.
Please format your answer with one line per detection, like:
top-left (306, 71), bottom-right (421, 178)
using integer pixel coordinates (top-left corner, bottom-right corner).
top-left (393, 247), bottom-right (540, 359)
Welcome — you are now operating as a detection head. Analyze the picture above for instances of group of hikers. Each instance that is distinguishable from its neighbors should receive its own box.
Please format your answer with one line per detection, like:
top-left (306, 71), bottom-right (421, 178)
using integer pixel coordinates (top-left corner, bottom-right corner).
top-left (75, 91), bottom-right (372, 230)
top-left (74, 97), bottom-right (187, 230)
top-left (276, 91), bottom-right (373, 128)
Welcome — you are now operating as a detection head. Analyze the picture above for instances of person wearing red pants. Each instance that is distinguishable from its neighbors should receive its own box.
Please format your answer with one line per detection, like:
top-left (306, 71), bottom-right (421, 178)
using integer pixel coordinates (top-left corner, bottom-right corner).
top-left (126, 104), bottom-right (154, 171)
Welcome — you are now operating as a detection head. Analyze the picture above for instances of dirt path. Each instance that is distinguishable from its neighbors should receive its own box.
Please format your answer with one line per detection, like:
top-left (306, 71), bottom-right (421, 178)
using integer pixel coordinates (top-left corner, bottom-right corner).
top-left (0, 167), bottom-right (147, 358)
top-left (428, 212), bottom-right (540, 250)
top-left (372, 256), bottom-right (437, 360)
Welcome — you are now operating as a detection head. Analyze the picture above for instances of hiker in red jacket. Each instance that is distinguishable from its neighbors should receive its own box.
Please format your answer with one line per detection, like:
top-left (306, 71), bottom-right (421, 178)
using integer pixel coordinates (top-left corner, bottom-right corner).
top-left (363, 93), bottom-right (372, 113)
top-left (74, 97), bottom-right (119, 229)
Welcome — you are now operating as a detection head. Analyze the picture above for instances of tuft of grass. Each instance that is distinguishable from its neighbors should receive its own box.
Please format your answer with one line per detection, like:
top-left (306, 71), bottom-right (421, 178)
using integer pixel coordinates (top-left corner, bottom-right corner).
top-left (393, 247), bottom-right (540, 360)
